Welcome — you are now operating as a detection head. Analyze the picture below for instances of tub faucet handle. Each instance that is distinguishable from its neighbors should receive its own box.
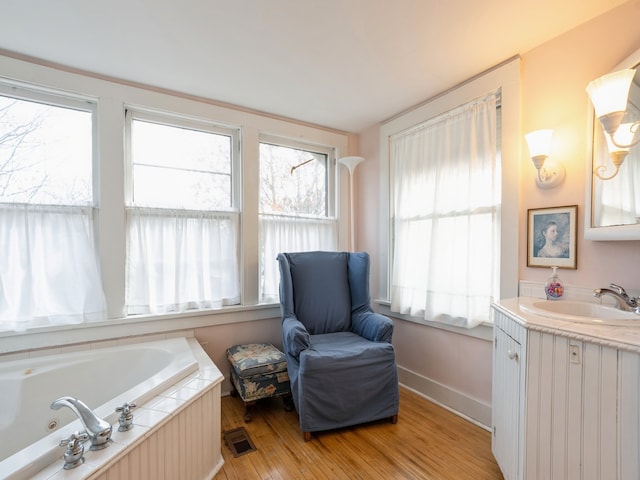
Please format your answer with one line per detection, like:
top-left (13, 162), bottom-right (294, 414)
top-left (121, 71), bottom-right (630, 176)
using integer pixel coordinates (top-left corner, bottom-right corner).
top-left (59, 431), bottom-right (89, 470)
top-left (115, 401), bottom-right (137, 432)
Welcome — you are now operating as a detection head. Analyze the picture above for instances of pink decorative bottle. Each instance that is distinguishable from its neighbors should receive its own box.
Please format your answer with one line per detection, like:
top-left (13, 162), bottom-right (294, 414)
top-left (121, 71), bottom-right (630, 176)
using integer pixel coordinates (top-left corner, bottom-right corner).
top-left (545, 266), bottom-right (564, 300)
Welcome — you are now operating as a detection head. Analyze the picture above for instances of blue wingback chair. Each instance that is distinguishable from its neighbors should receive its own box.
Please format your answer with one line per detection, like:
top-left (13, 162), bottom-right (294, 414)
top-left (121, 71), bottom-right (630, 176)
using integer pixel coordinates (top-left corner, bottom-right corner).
top-left (277, 251), bottom-right (399, 441)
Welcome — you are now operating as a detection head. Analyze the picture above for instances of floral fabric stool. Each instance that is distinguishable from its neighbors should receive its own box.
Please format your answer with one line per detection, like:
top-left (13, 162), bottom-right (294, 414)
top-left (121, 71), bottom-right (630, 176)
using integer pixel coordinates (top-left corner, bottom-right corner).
top-left (226, 343), bottom-right (292, 422)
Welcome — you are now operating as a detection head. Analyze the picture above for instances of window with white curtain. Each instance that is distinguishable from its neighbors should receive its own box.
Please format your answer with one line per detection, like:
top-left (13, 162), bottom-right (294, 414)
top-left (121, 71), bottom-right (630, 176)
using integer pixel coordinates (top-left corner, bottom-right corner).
top-left (125, 109), bottom-right (240, 315)
top-left (389, 92), bottom-right (500, 328)
top-left (0, 85), bottom-right (106, 331)
top-left (258, 138), bottom-right (337, 302)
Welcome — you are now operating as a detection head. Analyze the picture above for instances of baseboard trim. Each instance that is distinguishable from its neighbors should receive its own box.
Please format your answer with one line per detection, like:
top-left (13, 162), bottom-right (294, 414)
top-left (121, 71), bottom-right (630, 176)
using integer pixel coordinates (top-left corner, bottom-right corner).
top-left (398, 366), bottom-right (491, 431)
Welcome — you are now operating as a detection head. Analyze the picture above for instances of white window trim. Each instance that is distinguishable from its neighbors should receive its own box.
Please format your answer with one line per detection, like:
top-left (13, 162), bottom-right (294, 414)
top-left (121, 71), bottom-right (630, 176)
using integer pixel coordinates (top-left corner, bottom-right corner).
top-left (124, 107), bottom-right (241, 210)
top-left (378, 57), bottom-right (521, 322)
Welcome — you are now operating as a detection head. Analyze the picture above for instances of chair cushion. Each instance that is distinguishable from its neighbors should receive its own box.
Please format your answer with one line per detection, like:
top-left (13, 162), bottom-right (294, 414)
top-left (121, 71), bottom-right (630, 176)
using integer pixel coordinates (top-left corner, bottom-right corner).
top-left (227, 343), bottom-right (288, 379)
top-left (286, 251), bottom-right (351, 334)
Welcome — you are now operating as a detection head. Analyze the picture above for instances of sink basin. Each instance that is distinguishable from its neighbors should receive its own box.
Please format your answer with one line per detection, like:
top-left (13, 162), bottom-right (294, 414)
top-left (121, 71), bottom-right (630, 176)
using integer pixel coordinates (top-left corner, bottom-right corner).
top-left (518, 298), bottom-right (640, 325)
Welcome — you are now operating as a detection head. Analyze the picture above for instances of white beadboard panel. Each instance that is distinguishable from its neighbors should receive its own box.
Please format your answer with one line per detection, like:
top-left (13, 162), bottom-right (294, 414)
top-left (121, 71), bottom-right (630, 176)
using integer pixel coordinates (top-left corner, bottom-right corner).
top-left (619, 351), bottom-right (640, 480)
top-left (582, 343), bottom-right (602, 480)
top-left (86, 387), bottom-right (222, 480)
top-left (492, 323), bottom-right (522, 480)
top-left (523, 330), bottom-right (541, 480)
top-left (566, 340), bottom-right (583, 480)
top-left (550, 335), bottom-right (569, 479)
top-left (599, 347), bottom-right (618, 478)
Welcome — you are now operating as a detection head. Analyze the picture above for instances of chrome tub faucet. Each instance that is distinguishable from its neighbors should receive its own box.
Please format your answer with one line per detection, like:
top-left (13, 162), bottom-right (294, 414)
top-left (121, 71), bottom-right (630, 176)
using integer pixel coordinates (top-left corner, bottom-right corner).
top-left (50, 396), bottom-right (113, 450)
top-left (593, 283), bottom-right (640, 314)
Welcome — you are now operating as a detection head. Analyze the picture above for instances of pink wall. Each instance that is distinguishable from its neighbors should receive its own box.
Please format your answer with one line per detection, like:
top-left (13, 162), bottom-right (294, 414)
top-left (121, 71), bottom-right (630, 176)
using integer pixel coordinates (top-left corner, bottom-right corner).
top-left (520, 1), bottom-right (640, 288)
top-left (356, 1), bottom-right (640, 411)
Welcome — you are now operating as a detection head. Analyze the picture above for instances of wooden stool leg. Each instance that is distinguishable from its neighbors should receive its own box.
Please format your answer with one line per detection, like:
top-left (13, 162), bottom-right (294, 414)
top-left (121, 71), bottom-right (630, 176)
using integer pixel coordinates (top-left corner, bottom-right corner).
top-left (303, 431), bottom-right (312, 442)
top-left (243, 401), bottom-right (256, 422)
top-left (390, 414), bottom-right (398, 424)
top-left (282, 394), bottom-right (294, 412)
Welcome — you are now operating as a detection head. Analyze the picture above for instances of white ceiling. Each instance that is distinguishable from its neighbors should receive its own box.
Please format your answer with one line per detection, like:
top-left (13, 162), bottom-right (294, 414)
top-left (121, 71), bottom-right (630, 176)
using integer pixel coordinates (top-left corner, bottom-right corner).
top-left (0, 0), bottom-right (629, 133)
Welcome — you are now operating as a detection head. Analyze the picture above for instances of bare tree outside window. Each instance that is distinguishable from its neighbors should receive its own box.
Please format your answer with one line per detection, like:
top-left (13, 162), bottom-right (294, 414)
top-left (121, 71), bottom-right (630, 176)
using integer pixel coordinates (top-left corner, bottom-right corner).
top-left (0, 95), bottom-right (93, 206)
top-left (259, 142), bottom-right (327, 216)
top-left (130, 118), bottom-right (232, 210)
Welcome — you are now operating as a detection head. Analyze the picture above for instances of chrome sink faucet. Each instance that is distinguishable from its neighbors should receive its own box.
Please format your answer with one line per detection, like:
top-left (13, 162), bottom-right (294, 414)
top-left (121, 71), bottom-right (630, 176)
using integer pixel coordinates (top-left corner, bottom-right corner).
top-left (593, 283), bottom-right (640, 314)
top-left (51, 396), bottom-right (113, 450)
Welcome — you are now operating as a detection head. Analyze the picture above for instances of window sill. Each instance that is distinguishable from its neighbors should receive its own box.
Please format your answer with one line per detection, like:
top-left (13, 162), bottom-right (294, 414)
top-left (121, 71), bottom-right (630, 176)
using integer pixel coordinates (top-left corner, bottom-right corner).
top-left (375, 300), bottom-right (493, 342)
top-left (0, 303), bottom-right (281, 355)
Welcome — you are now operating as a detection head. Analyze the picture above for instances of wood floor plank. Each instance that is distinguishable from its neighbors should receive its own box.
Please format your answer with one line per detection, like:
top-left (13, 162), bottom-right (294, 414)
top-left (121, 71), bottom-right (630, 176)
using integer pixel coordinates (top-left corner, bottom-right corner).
top-left (216, 387), bottom-right (503, 480)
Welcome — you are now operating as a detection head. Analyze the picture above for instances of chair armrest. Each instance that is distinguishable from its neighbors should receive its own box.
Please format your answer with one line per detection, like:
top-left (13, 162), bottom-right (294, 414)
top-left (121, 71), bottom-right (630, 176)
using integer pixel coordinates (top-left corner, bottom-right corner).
top-left (282, 316), bottom-right (311, 358)
top-left (351, 311), bottom-right (394, 343)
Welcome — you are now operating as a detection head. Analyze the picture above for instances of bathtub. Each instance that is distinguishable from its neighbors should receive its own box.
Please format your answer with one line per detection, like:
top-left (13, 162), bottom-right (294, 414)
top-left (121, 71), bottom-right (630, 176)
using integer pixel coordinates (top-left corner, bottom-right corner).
top-left (0, 336), bottom-right (224, 480)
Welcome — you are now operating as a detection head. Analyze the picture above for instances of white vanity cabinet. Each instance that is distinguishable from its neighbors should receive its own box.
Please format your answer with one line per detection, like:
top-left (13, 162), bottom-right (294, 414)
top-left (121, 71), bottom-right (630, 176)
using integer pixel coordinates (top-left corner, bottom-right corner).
top-left (491, 302), bottom-right (640, 480)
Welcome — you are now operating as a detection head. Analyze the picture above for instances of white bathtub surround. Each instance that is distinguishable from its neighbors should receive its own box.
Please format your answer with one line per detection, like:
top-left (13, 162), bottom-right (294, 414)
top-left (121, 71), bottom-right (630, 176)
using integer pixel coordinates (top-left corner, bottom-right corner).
top-left (1, 337), bottom-right (224, 480)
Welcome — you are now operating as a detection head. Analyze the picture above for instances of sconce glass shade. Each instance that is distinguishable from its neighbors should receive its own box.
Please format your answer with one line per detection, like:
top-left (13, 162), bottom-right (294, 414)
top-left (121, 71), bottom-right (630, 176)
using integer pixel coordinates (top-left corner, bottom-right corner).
top-left (524, 129), bottom-right (564, 189)
top-left (586, 69), bottom-right (635, 134)
top-left (525, 129), bottom-right (553, 160)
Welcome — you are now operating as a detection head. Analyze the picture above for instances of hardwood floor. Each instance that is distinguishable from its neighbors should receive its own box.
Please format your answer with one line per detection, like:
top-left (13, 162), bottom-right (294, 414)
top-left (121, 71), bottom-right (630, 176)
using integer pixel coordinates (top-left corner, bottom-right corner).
top-left (215, 387), bottom-right (504, 480)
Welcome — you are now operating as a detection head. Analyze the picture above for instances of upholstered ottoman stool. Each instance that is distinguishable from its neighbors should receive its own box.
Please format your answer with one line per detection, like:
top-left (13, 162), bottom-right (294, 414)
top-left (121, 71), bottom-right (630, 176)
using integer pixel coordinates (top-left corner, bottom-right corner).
top-left (226, 343), bottom-right (292, 422)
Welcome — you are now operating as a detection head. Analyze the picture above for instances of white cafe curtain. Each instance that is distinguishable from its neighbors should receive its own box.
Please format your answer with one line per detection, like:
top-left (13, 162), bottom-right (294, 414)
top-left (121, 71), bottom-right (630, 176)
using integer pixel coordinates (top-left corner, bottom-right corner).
top-left (389, 92), bottom-right (499, 328)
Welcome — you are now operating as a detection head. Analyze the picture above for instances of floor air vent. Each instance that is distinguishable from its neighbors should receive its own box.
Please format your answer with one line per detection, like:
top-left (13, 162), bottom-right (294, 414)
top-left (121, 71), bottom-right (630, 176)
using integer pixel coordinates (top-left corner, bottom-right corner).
top-left (223, 427), bottom-right (257, 457)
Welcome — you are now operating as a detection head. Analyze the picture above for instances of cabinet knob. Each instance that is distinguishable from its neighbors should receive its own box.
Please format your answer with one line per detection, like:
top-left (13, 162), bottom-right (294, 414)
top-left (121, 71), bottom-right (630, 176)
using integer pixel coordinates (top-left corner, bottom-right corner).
top-left (507, 350), bottom-right (518, 361)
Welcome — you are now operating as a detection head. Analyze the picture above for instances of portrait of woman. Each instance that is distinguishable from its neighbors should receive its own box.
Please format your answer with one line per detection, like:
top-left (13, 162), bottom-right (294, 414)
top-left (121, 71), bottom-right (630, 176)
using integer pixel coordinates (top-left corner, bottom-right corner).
top-left (527, 206), bottom-right (577, 269)
top-left (535, 220), bottom-right (569, 258)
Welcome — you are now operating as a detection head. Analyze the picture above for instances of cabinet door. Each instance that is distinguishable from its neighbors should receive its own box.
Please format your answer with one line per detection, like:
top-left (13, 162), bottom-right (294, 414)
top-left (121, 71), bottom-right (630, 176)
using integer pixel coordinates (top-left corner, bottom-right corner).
top-left (493, 326), bottom-right (522, 480)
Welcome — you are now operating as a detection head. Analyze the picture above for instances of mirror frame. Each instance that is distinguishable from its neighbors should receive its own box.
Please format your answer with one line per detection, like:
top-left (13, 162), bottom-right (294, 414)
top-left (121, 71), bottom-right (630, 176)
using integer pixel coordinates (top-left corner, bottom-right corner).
top-left (585, 47), bottom-right (640, 240)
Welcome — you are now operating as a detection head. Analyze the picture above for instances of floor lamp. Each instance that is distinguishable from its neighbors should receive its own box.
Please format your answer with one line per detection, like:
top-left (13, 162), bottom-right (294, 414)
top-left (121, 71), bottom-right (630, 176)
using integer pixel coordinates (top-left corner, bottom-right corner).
top-left (338, 156), bottom-right (365, 251)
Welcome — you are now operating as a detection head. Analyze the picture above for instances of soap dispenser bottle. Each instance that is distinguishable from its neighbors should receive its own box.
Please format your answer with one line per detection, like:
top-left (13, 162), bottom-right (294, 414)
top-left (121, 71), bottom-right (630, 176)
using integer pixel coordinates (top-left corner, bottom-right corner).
top-left (545, 266), bottom-right (564, 300)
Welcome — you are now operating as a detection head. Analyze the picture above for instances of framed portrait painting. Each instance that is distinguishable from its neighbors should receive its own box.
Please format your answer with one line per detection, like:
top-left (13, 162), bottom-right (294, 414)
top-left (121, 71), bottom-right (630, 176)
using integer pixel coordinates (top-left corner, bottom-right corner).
top-left (527, 205), bottom-right (577, 269)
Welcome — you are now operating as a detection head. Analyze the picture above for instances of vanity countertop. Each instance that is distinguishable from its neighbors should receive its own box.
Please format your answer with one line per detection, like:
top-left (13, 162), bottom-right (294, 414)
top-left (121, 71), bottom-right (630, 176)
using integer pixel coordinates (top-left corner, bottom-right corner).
top-left (493, 297), bottom-right (640, 353)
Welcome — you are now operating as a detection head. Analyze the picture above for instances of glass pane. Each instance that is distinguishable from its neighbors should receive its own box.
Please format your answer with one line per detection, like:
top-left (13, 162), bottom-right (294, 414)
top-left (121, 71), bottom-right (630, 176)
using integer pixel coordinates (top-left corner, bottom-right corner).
top-left (131, 119), bottom-right (232, 209)
top-left (259, 142), bottom-right (327, 216)
top-left (133, 164), bottom-right (230, 210)
top-left (0, 95), bottom-right (93, 205)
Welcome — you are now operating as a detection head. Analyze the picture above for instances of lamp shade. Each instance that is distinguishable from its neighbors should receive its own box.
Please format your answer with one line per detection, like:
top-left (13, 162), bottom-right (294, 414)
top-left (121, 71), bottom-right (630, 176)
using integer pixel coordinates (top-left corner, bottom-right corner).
top-left (525, 129), bottom-right (553, 159)
top-left (338, 156), bottom-right (365, 172)
top-left (586, 69), bottom-right (635, 122)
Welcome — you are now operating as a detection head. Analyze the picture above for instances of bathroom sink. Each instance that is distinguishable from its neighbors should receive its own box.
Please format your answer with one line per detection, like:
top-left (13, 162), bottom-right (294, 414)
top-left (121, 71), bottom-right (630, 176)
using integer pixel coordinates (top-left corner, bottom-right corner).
top-left (518, 298), bottom-right (640, 325)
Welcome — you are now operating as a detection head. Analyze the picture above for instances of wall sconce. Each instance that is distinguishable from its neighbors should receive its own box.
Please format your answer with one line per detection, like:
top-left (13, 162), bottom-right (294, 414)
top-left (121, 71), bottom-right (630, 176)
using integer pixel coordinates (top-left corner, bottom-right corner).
top-left (586, 68), bottom-right (640, 180)
top-left (524, 129), bottom-right (565, 189)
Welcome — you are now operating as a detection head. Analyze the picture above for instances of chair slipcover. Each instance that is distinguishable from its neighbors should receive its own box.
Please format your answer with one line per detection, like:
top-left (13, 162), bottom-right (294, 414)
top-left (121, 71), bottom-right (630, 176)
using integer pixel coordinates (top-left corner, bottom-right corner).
top-left (277, 251), bottom-right (399, 437)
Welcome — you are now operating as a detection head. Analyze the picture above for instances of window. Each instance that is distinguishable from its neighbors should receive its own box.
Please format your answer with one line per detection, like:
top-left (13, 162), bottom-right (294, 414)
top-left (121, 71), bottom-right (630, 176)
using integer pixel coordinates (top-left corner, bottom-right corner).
top-left (0, 85), bottom-right (105, 331)
top-left (0, 55), bottom-right (351, 336)
top-left (379, 59), bottom-right (520, 329)
top-left (389, 93), bottom-right (500, 328)
top-left (125, 110), bottom-right (240, 315)
top-left (258, 138), bottom-right (337, 301)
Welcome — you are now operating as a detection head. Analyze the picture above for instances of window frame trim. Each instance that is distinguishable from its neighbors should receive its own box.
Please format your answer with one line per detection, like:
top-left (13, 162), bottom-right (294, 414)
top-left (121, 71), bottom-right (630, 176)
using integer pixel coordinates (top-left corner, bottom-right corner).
top-left (258, 133), bottom-right (337, 219)
top-left (124, 107), bottom-right (240, 211)
top-left (378, 58), bottom-right (521, 320)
